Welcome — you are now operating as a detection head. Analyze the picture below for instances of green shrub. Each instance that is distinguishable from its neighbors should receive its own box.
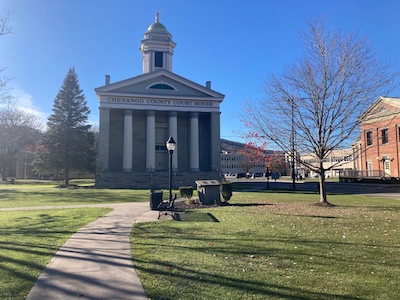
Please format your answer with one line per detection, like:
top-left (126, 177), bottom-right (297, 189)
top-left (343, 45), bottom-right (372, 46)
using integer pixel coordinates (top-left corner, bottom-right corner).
top-left (220, 182), bottom-right (233, 202)
top-left (179, 186), bottom-right (193, 200)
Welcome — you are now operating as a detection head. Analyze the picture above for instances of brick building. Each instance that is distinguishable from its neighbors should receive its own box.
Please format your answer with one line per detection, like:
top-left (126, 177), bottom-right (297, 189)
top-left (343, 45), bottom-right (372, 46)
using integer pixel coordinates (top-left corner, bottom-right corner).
top-left (352, 96), bottom-right (400, 180)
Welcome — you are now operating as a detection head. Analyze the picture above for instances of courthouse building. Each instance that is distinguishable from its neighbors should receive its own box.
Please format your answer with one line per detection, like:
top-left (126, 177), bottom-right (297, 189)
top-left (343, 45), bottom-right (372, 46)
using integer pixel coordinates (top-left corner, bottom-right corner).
top-left (95, 14), bottom-right (225, 188)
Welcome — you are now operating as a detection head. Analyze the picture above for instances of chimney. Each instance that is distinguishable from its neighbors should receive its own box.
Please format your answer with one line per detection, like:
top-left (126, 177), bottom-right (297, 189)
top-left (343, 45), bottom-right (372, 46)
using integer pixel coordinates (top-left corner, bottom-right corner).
top-left (105, 75), bottom-right (110, 85)
top-left (206, 81), bottom-right (211, 89)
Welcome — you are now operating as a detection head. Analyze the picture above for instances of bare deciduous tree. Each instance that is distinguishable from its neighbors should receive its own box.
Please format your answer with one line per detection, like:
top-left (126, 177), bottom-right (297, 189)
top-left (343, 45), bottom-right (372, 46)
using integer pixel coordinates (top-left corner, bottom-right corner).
top-left (243, 18), bottom-right (398, 205)
top-left (0, 72), bottom-right (12, 105)
top-left (0, 11), bottom-right (14, 104)
top-left (0, 101), bottom-right (43, 181)
top-left (0, 11), bottom-right (15, 36)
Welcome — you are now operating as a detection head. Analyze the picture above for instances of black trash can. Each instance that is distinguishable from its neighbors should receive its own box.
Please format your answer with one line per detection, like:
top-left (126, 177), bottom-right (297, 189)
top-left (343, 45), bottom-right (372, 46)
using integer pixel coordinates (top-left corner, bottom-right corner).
top-left (149, 189), bottom-right (163, 210)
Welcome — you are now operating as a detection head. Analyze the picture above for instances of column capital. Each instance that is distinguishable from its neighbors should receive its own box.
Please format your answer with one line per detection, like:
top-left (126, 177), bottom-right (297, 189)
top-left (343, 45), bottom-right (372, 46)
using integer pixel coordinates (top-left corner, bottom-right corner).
top-left (124, 110), bottom-right (133, 116)
top-left (169, 111), bottom-right (178, 118)
top-left (190, 112), bottom-right (199, 118)
top-left (147, 110), bottom-right (156, 117)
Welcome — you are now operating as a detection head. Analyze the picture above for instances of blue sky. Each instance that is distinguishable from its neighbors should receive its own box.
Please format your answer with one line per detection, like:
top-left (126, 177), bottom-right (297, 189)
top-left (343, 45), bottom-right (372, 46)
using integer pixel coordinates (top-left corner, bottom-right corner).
top-left (1, 0), bottom-right (399, 142)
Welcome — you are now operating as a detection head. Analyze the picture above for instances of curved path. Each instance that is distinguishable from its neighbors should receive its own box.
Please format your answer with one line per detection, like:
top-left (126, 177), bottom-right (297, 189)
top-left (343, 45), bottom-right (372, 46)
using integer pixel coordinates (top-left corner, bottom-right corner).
top-left (12, 202), bottom-right (160, 300)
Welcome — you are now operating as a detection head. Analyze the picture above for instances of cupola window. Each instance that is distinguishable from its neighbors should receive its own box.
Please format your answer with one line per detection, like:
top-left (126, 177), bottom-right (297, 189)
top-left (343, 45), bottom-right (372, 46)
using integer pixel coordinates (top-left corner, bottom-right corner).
top-left (155, 52), bottom-right (163, 68)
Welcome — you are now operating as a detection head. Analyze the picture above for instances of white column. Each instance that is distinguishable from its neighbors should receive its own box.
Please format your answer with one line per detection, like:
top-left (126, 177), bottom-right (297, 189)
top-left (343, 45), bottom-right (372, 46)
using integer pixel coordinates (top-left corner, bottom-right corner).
top-left (146, 110), bottom-right (156, 171)
top-left (123, 110), bottom-right (133, 172)
top-left (190, 112), bottom-right (199, 171)
top-left (169, 111), bottom-right (178, 171)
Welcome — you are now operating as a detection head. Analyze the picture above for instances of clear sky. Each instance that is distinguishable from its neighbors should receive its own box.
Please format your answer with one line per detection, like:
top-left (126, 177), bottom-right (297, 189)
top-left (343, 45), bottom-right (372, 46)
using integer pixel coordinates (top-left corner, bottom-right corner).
top-left (1, 0), bottom-right (399, 142)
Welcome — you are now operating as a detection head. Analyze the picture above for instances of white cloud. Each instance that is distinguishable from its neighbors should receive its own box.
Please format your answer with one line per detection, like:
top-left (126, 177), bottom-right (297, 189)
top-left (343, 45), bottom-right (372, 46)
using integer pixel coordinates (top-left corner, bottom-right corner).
top-left (12, 88), bottom-right (48, 122)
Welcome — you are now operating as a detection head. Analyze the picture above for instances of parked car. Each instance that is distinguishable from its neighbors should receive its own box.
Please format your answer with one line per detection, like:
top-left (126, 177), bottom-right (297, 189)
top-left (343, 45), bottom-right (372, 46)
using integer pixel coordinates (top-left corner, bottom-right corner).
top-left (251, 172), bottom-right (264, 178)
top-left (236, 173), bottom-right (246, 178)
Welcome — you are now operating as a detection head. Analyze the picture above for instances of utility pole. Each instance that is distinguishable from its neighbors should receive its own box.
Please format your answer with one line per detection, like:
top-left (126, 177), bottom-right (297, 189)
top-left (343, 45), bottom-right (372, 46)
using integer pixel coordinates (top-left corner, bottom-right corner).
top-left (291, 98), bottom-right (296, 191)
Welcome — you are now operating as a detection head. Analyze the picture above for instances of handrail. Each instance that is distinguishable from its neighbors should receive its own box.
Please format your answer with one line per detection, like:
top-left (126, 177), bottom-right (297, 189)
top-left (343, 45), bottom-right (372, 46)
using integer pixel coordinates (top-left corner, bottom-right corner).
top-left (339, 170), bottom-right (389, 178)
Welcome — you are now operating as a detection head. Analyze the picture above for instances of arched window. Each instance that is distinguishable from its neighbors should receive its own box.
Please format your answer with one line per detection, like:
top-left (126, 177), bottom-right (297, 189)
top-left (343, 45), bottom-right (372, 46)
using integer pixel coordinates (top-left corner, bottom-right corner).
top-left (148, 83), bottom-right (175, 90)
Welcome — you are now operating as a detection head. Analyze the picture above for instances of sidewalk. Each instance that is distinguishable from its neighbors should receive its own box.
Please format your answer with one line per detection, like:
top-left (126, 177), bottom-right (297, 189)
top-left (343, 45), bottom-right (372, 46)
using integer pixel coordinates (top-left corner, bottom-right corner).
top-left (25, 202), bottom-right (164, 300)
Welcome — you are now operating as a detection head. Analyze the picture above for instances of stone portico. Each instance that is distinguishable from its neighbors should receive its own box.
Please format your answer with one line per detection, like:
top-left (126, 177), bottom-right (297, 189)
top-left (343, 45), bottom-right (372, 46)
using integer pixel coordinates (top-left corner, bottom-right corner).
top-left (95, 14), bottom-right (224, 188)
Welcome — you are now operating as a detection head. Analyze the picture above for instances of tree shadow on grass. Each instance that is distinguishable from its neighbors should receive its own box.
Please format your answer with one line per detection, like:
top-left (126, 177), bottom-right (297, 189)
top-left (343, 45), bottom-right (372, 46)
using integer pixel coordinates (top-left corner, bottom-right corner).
top-left (228, 203), bottom-right (274, 207)
top-left (133, 257), bottom-right (366, 300)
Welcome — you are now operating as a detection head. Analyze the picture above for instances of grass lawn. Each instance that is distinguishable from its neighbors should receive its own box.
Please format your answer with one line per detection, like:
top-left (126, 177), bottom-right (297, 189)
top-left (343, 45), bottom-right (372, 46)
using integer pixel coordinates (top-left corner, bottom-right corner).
top-left (0, 207), bottom-right (112, 299)
top-left (0, 179), bottom-right (151, 208)
top-left (131, 191), bottom-right (400, 300)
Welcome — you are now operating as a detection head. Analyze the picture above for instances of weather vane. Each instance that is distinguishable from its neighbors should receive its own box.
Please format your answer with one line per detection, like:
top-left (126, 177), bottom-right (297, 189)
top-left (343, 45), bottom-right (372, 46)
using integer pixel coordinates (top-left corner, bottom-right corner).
top-left (155, 11), bottom-right (161, 23)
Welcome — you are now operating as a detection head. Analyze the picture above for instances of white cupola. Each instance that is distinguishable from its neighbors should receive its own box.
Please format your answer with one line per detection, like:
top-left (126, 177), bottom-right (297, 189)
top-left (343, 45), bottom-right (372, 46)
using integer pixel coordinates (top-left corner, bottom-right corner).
top-left (140, 12), bottom-right (176, 73)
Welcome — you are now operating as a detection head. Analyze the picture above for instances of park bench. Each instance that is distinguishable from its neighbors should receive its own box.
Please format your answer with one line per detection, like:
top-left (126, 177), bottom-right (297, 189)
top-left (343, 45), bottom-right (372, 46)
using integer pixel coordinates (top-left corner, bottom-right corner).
top-left (150, 189), bottom-right (179, 220)
top-left (156, 194), bottom-right (178, 220)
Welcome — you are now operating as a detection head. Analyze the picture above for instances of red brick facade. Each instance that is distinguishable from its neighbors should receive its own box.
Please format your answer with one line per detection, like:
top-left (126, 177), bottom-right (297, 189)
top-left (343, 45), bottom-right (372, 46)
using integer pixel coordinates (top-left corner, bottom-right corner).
top-left (356, 97), bottom-right (400, 178)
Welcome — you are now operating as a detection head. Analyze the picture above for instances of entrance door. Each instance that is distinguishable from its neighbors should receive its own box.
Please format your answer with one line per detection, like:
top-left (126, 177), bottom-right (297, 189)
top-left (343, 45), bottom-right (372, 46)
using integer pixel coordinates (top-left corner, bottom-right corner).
top-left (155, 127), bottom-right (168, 170)
top-left (367, 161), bottom-right (372, 177)
top-left (383, 155), bottom-right (391, 176)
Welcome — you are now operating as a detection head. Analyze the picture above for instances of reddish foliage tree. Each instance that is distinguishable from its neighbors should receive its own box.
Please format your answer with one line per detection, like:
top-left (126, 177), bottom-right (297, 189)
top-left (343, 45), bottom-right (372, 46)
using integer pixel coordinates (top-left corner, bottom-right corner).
top-left (238, 138), bottom-right (268, 175)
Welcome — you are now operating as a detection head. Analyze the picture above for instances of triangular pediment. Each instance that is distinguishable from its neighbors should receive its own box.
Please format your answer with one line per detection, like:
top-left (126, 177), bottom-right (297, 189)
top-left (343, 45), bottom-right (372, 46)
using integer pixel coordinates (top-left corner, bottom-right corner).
top-left (359, 96), bottom-right (400, 122)
top-left (95, 70), bottom-right (224, 101)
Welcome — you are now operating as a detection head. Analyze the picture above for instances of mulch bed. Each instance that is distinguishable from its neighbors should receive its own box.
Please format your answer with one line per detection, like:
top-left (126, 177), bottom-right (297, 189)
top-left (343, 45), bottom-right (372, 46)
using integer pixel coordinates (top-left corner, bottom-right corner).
top-left (174, 200), bottom-right (228, 210)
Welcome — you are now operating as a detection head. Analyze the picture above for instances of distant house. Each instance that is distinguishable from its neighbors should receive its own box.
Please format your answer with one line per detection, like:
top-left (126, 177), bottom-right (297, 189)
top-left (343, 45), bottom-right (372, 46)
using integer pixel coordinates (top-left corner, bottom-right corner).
top-left (220, 150), bottom-right (265, 175)
top-left (348, 96), bottom-right (400, 181)
top-left (15, 150), bottom-right (35, 179)
top-left (12, 148), bottom-right (94, 180)
top-left (220, 146), bottom-right (286, 176)
top-left (298, 149), bottom-right (354, 178)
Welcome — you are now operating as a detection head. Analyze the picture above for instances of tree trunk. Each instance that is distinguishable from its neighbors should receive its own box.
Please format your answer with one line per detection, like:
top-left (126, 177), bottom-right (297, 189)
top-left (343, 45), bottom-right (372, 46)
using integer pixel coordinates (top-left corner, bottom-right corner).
top-left (64, 169), bottom-right (69, 186)
top-left (316, 170), bottom-right (334, 207)
top-left (319, 174), bottom-right (327, 203)
top-left (1, 166), bottom-right (8, 182)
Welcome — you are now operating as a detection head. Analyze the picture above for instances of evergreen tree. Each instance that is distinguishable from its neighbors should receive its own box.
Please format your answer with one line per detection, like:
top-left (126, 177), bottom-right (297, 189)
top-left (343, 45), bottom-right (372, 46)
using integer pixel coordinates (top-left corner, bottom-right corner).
top-left (34, 67), bottom-right (95, 186)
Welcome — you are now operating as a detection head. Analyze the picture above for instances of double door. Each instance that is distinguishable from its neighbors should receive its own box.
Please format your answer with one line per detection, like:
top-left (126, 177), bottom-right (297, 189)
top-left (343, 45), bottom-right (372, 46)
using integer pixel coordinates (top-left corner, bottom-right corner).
top-left (155, 126), bottom-right (168, 171)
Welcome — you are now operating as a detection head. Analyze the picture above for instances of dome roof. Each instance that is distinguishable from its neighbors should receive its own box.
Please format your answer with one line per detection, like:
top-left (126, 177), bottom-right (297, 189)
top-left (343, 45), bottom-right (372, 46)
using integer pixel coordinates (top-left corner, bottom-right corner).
top-left (145, 12), bottom-right (170, 35)
top-left (146, 21), bottom-right (169, 34)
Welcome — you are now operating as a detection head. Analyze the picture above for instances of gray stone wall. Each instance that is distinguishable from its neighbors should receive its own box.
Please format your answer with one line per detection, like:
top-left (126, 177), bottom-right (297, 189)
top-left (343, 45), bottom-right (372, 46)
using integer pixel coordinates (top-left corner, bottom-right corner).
top-left (132, 111), bottom-right (146, 171)
top-left (109, 110), bottom-right (123, 171)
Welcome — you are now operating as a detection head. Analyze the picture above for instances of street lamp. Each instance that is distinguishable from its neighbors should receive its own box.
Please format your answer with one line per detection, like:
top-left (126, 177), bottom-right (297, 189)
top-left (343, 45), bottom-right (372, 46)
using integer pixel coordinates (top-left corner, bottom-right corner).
top-left (166, 136), bottom-right (176, 204)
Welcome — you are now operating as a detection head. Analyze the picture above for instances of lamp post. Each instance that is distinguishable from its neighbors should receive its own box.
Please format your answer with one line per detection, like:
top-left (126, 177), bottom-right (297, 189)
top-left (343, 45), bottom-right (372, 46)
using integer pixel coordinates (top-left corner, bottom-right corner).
top-left (166, 136), bottom-right (176, 203)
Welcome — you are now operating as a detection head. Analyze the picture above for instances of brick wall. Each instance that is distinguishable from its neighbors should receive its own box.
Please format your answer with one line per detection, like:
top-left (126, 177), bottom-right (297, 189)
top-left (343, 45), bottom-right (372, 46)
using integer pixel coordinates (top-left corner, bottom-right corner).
top-left (360, 117), bottom-right (400, 177)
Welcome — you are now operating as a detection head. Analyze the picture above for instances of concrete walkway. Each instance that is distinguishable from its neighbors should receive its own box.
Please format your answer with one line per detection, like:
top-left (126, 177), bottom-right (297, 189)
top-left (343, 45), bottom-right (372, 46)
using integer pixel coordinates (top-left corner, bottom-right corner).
top-left (18, 202), bottom-right (162, 300)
